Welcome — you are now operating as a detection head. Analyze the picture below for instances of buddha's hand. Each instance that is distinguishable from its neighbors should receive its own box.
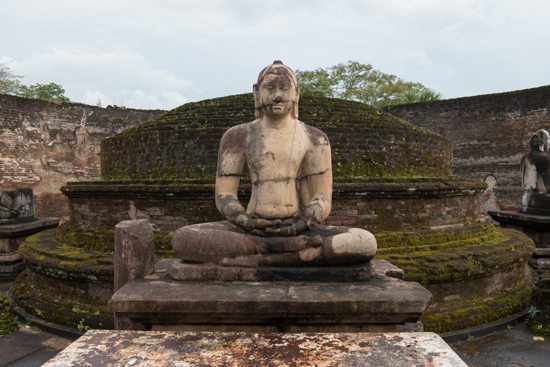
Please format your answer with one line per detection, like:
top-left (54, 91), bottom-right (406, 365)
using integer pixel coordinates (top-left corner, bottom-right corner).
top-left (263, 217), bottom-right (308, 237)
top-left (234, 213), bottom-right (281, 233)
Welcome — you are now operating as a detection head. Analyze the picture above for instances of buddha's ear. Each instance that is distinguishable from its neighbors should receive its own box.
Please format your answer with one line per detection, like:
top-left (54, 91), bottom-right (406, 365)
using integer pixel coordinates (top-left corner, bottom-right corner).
top-left (253, 83), bottom-right (262, 119)
top-left (292, 85), bottom-right (300, 119)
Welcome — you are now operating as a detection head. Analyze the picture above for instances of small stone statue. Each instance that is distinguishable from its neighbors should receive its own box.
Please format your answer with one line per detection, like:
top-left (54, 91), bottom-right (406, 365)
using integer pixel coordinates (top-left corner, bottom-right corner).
top-left (172, 61), bottom-right (377, 267)
top-left (521, 129), bottom-right (550, 213)
top-left (0, 189), bottom-right (35, 222)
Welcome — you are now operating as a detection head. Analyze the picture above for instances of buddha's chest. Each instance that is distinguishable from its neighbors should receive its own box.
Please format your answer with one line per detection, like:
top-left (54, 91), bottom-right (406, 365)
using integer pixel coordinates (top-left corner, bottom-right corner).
top-left (245, 132), bottom-right (307, 175)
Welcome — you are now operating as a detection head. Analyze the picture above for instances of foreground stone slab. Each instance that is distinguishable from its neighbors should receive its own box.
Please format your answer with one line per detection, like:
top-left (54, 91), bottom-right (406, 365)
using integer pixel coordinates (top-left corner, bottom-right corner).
top-left (42, 330), bottom-right (467, 367)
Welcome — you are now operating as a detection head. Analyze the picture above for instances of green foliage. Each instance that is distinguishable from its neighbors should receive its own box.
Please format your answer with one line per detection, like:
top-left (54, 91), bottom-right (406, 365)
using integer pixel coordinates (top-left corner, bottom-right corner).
top-left (77, 318), bottom-right (91, 331)
top-left (295, 61), bottom-right (439, 108)
top-left (295, 68), bottom-right (334, 98)
top-left (0, 62), bottom-right (70, 102)
top-left (399, 88), bottom-right (443, 104)
top-left (529, 305), bottom-right (541, 318)
top-left (0, 61), bottom-right (24, 95)
top-left (19, 82), bottom-right (71, 102)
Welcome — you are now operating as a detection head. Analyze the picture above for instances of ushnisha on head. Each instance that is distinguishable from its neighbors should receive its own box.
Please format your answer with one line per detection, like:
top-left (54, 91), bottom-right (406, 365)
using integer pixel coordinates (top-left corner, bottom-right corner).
top-left (253, 60), bottom-right (300, 119)
top-left (529, 129), bottom-right (550, 152)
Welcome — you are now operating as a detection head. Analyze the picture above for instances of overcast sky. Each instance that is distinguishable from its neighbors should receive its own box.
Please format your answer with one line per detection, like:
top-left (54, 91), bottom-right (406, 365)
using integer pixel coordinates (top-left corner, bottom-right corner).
top-left (1, 0), bottom-right (549, 110)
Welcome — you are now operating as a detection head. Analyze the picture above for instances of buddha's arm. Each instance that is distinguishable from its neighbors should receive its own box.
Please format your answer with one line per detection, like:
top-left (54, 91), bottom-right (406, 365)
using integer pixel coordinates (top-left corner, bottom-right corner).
top-left (215, 126), bottom-right (247, 222)
top-left (300, 141), bottom-right (332, 229)
top-left (301, 167), bottom-right (332, 229)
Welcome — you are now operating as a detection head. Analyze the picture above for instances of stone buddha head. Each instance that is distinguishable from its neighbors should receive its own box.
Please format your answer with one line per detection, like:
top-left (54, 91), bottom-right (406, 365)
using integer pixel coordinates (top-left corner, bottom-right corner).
top-left (529, 129), bottom-right (550, 152)
top-left (253, 60), bottom-right (300, 119)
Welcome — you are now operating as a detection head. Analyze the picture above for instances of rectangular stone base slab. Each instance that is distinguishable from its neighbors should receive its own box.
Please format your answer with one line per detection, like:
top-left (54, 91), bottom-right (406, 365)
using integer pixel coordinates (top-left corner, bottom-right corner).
top-left (0, 218), bottom-right (59, 253)
top-left (489, 210), bottom-right (550, 251)
top-left (0, 218), bottom-right (59, 237)
top-left (42, 330), bottom-right (467, 367)
top-left (0, 218), bottom-right (58, 279)
top-left (109, 260), bottom-right (433, 332)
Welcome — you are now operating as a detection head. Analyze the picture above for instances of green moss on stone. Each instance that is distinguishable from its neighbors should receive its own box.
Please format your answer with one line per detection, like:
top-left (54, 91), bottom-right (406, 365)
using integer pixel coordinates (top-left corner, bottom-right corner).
top-left (0, 293), bottom-right (18, 335)
top-left (100, 94), bottom-right (452, 180)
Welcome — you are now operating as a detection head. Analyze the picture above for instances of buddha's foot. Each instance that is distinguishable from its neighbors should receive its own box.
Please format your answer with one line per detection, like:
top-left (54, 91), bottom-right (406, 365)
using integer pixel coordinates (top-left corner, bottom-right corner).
top-left (265, 235), bottom-right (322, 253)
top-left (219, 254), bottom-right (261, 267)
top-left (219, 246), bottom-right (324, 268)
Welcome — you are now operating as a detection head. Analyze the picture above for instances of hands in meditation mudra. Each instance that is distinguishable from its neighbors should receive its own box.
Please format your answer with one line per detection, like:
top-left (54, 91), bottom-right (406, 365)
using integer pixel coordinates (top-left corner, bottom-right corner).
top-left (172, 61), bottom-right (377, 268)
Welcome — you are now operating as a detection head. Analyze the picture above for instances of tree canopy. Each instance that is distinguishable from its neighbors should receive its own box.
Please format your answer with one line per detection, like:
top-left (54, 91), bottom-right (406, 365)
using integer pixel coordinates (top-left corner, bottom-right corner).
top-left (0, 62), bottom-right (24, 95)
top-left (295, 61), bottom-right (442, 108)
top-left (18, 82), bottom-right (71, 102)
top-left (0, 62), bottom-right (70, 102)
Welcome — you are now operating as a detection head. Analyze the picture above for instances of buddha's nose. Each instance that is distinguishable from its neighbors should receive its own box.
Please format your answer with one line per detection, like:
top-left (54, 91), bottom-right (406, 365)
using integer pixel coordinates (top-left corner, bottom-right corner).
top-left (273, 96), bottom-right (283, 103)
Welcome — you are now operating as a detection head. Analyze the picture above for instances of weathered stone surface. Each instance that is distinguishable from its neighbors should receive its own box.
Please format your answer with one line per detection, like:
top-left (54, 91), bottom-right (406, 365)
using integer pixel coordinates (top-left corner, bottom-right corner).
top-left (109, 270), bottom-right (433, 331)
top-left (102, 95), bottom-right (451, 182)
top-left (520, 129), bottom-right (550, 213)
top-left (489, 210), bottom-right (550, 247)
top-left (535, 248), bottom-right (550, 257)
top-left (0, 217), bottom-right (59, 280)
top-left (0, 93), bottom-right (165, 221)
top-left (172, 62), bottom-right (380, 269)
top-left (0, 218), bottom-right (59, 236)
top-left (61, 177), bottom-right (486, 233)
top-left (0, 188), bottom-right (34, 223)
top-left (114, 220), bottom-right (154, 293)
top-left (43, 330), bottom-right (467, 367)
top-left (169, 260), bottom-right (376, 282)
top-left (530, 258), bottom-right (550, 270)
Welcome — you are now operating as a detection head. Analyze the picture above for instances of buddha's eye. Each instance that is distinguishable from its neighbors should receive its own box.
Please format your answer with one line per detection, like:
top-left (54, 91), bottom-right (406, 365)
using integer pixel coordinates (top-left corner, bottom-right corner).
top-left (265, 83), bottom-right (274, 90)
top-left (281, 83), bottom-right (291, 91)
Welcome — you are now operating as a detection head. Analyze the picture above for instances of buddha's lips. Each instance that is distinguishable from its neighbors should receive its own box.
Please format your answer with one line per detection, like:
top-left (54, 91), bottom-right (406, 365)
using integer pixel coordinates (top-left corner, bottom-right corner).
top-left (259, 101), bottom-right (296, 109)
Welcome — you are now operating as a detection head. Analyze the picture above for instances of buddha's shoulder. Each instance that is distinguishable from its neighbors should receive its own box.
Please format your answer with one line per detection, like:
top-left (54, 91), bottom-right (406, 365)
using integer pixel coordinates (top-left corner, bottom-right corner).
top-left (298, 120), bottom-right (330, 146)
top-left (220, 122), bottom-right (251, 146)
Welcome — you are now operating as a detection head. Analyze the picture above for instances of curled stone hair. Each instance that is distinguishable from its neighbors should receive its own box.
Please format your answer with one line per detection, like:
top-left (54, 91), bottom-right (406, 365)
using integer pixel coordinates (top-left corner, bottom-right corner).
top-left (529, 129), bottom-right (550, 151)
top-left (253, 60), bottom-right (300, 119)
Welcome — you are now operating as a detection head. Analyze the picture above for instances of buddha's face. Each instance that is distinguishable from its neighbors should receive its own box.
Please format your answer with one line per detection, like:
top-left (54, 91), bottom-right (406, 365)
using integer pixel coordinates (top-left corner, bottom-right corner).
top-left (543, 130), bottom-right (550, 152)
top-left (257, 74), bottom-right (297, 119)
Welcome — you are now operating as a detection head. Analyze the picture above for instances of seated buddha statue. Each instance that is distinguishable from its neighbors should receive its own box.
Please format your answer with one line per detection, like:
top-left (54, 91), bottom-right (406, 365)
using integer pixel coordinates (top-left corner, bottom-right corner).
top-left (172, 61), bottom-right (377, 267)
top-left (521, 129), bottom-right (550, 213)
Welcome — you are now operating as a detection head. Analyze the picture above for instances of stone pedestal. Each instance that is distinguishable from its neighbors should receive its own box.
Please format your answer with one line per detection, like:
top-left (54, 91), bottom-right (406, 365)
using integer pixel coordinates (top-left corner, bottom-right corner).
top-left (109, 259), bottom-right (433, 333)
top-left (0, 218), bottom-right (59, 280)
top-left (488, 210), bottom-right (550, 272)
top-left (42, 330), bottom-right (467, 367)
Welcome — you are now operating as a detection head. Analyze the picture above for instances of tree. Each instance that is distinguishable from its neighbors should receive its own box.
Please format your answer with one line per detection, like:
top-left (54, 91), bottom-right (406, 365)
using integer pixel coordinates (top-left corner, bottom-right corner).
top-left (0, 61), bottom-right (24, 95)
top-left (295, 61), bottom-right (441, 108)
top-left (0, 62), bottom-right (70, 102)
top-left (398, 88), bottom-right (443, 104)
top-left (19, 82), bottom-right (71, 102)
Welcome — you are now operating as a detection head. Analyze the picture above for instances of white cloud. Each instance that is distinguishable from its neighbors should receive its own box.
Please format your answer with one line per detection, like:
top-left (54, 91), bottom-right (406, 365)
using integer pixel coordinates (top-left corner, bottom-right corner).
top-left (2, 0), bottom-right (550, 105)
top-left (11, 48), bottom-right (192, 110)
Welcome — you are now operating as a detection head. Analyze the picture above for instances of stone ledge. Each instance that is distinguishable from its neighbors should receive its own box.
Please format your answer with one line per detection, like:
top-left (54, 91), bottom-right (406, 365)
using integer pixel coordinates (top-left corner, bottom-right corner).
top-left (489, 210), bottom-right (550, 228)
top-left (62, 178), bottom-right (486, 200)
top-left (0, 218), bottom-right (59, 237)
top-left (169, 260), bottom-right (377, 282)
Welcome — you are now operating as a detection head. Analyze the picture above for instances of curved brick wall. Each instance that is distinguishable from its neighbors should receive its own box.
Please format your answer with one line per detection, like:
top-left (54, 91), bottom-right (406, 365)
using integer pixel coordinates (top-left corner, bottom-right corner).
top-left (62, 177), bottom-right (485, 233)
top-left (385, 84), bottom-right (550, 212)
top-left (101, 94), bottom-right (452, 180)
